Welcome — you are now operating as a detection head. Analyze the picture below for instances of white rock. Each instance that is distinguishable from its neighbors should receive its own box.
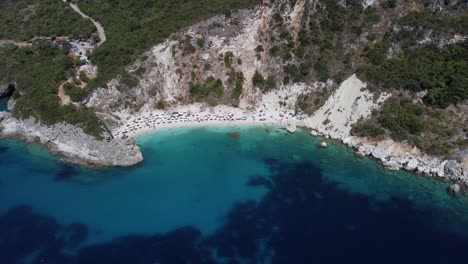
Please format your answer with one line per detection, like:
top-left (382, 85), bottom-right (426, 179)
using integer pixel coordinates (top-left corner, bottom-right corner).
top-left (437, 160), bottom-right (448, 177)
top-left (318, 141), bottom-right (327, 148)
top-left (371, 148), bottom-right (387, 161)
top-left (447, 184), bottom-right (461, 196)
top-left (404, 158), bottom-right (419, 171)
top-left (356, 151), bottom-right (366, 157)
top-left (286, 125), bottom-right (297, 134)
top-left (383, 159), bottom-right (400, 171)
top-left (310, 130), bottom-right (318, 137)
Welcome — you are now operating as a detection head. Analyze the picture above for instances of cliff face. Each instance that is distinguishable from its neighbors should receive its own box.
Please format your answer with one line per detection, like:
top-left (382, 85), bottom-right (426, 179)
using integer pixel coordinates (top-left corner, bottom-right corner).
top-left (86, 0), bottom-right (408, 119)
top-left (83, 0), bottom-right (467, 180)
top-left (84, 0), bottom-right (421, 127)
top-left (86, 0), bottom-right (317, 126)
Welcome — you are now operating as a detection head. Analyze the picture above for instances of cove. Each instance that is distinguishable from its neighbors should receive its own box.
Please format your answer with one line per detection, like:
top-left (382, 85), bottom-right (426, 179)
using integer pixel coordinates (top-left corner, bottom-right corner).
top-left (1, 126), bottom-right (468, 263)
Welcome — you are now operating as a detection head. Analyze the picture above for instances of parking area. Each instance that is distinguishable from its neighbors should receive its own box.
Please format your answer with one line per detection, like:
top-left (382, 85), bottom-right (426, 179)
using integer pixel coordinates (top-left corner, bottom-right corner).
top-left (69, 40), bottom-right (94, 62)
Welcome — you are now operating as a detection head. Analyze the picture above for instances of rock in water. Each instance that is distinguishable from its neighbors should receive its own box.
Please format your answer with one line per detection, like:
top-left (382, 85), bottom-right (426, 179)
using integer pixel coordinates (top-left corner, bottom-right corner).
top-left (318, 141), bottom-right (327, 148)
top-left (286, 125), bottom-right (297, 134)
top-left (447, 184), bottom-right (461, 196)
top-left (310, 130), bottom-right (318, 137)
top-left (227, 131), bottom-right (240, 138)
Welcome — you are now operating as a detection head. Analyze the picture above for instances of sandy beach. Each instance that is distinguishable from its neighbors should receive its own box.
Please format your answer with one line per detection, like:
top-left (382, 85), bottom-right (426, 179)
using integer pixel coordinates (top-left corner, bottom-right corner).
top-left (114, 104), bottom-right (305, 139)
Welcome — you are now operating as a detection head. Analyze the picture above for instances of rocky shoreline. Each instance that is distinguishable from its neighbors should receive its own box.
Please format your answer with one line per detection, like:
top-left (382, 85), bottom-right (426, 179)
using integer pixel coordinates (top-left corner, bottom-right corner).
top-left (308, 129), bottom-right (468, 196)
top-left (0, 111), bottom-right (143, 168)
top-left (1, 106), bottom-right (466, 196)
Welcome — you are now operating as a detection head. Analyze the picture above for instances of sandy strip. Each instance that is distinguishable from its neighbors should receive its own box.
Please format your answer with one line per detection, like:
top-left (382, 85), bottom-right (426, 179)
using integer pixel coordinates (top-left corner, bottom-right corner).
top-left (129, 120), bottom-right (284, 139)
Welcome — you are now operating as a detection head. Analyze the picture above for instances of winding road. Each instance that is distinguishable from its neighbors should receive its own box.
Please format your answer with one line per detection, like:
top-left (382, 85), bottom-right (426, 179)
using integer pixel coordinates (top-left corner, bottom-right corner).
top-left (59, 1), bottom-right (107, 105)
top-left (68, 2), bottom-right (107, 46)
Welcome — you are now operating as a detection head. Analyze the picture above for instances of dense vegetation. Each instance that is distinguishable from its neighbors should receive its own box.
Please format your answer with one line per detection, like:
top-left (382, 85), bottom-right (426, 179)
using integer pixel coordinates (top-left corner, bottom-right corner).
top-left (352, 96), bottom-right (466, 157)
top-left (0, 0), bottom-right (259, 137)
top-left (352, 9), bottom-right (468, 157)
top-left (0, 0), bottom-right (94, 41)
top-left (78, 0), bottom-right (260, 89)
top-left (278, 0), bottom-right (382, 85)
top-left (360, 42), bottom-right (467, 108)
top-left (399, 11), bottom-right (468, 36)
top-left (0, 42), bottom-right (104, 137)
top-left (190, 77), bottom-right (224, 106)
top-left (296, 88), bottom-right (331, 115)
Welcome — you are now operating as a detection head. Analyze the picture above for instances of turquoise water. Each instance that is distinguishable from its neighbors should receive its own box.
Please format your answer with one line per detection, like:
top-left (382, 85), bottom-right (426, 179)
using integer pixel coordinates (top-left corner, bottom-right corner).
top-left (1, 126), bottom-right (468, 263)
top-left (0, 98), bottom-right (8, 111)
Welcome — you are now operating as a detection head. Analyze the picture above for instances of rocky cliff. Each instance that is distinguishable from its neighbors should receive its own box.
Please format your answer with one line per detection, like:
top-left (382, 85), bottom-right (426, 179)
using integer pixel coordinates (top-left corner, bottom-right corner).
top-left (1, 0), bottom-right (466, 180)
top-left (83, 0), bottom-right (466, 184)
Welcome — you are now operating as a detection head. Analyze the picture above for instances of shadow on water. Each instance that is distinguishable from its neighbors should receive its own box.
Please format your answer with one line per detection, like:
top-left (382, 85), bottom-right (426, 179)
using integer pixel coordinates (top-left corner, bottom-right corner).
top-left (1, 159), bottom-right (468, 263)
top-left (55, 166), bottom-right (80, 182)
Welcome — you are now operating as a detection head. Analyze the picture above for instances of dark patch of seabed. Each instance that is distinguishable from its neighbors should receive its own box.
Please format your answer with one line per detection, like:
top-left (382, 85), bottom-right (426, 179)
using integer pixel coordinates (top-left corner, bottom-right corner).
top-left (0, 127), bottom-right (468, 263)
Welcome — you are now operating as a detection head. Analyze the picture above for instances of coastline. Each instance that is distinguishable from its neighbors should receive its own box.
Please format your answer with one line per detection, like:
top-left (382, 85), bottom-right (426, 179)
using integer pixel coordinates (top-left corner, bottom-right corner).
top-left (100, 74), bottom-right (466, 193)
top-left (115, 108), bottom-right (467, 194)
top-left (0, 112), bottom-right (143, 168)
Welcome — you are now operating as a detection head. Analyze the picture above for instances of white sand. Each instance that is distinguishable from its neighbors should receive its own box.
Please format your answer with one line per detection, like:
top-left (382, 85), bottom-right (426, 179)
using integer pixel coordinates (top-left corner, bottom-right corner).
top-left (114, 103), bottom-right (300, 139)
top-left (113, 75), bottom-right (388, 140)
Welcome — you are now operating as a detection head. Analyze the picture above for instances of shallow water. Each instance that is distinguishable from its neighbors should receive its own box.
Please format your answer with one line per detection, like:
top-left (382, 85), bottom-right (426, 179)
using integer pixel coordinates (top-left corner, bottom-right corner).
top-left (0, 126), bottom-right (467, 263)
top-left (0, 98), bottom-right (8, 111)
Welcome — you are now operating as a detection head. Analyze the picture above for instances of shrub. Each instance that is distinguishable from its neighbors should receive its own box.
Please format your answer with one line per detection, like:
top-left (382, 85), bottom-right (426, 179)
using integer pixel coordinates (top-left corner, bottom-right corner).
top-left (155, 100), bottom-right (166, 110)
top-left (252, 70), bottom-right (265, 87)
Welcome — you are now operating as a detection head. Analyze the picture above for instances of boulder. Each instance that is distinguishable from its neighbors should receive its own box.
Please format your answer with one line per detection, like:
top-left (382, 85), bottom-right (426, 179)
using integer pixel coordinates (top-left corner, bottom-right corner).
top-left (436, 160), bottom-right (448, 177)
top-left (356, 151), bottom-right (366, 157)
top-left (0, 111), bottom-right (11, 121)
top-left (404, 158), bottom-right (419, 171)
top-left (286, 125), bottom-right (297, 134)
top-left (444, 160), bottom-right (463, 179)
top-left (310, 130), bottom-right (318, 137)
top-left (447, 184), bottom-right (461, 196)
top-left (7, 98), bottom-right (16, 111)
top-left (318, 141), bottom-right (328, 148)
top-left (371, 148), bottom-right (387, 161)
top-left (383, 159), bottom-right (400, 171)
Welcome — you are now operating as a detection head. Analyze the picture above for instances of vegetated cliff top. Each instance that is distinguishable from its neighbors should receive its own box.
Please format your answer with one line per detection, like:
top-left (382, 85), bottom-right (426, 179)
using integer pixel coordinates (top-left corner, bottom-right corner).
top-left (0, 0), bottom-right (94, 41)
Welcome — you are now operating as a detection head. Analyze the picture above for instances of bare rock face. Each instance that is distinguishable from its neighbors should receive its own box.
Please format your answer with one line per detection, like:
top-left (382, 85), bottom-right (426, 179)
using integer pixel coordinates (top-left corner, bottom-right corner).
top-left (444, 160), bottom-right (464, 180)
top-left (0, 113), bottom-right (143, 168)
top-left (426, 0), bottom-right (467, 12)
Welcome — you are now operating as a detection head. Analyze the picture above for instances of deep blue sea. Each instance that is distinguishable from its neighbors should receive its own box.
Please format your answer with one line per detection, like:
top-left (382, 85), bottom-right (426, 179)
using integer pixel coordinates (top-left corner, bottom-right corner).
top-left (0, 126), bottom-right (468, 264)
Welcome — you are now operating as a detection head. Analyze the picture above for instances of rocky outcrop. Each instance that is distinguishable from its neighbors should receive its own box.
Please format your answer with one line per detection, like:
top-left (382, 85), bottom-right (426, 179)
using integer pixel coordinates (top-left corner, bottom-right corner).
top-left (340, 135), bottom-right (468, 188)
top-left (0, 83), bottom-right (15, 99)
top-left (0, 112), bottom-right (143, 168)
